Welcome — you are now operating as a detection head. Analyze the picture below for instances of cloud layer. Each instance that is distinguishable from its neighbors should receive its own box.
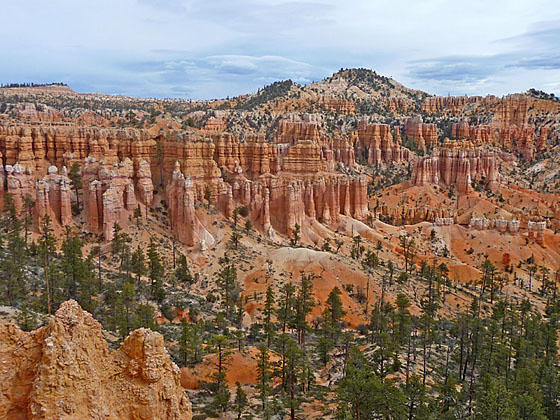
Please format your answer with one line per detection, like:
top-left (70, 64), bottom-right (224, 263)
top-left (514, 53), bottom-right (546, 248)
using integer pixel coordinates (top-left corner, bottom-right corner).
top-left (1, 0), bottom-right (559, 98)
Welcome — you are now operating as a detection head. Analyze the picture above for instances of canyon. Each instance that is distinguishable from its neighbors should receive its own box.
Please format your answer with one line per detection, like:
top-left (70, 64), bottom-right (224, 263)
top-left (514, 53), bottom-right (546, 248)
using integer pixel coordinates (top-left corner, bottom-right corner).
top-left (1, 69), bottom-right (560, 419)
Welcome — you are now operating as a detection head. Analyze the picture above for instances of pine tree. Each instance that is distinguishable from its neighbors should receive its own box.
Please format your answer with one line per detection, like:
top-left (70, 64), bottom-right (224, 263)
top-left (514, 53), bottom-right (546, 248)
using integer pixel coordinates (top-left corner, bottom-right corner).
top-left (337, 347), bottom-right (374, 420)
top-left (294, 272), bottom-right (315, 346)
top-left (285, 337), bottom-right (303, 420)
top-left (233, 382), bottom-right (248, 420)
top-left (38, 215), bottom-right (56, 314)
top-left (59, 229), bottom-right (95, 309)
top-left (147, 238), bottom-right (164, 301)
top-left (0, 194), bottom-right (27, 306)
top-left (115, 280), bottom-right (136, 338)
top-left (179, 320), bottom-right (203, 366)
top-left (290, 223), bottom-right (301, 247)
top-left (277, 282), bottom-right (296, 333)
top-left (68, 162), bottom-right (82, 211)
top-left (323, 286), bottom-right (345, 343)
top-left (175, 254), bottom-right (192, 284)
top-left (210, 334), bottom-right (232, 414)
top-left (22, 193), bottom-right (34, 249)
top-left (131, 245), bottom-right (146, 284)
top-left (256, 342), bottom-right (273, 417)
top-left (263, 285), bottom-right (275, 347)
top-left (217, 259), bottom-right (237, 318)
top-left (133, 205), bottom-right (142, 226)
top-left (134, 303), bottom-right (158, 330)
top-left (230, 229), bottom-right (242, 250)
top-left (475, 375), bottom-right (515, 420)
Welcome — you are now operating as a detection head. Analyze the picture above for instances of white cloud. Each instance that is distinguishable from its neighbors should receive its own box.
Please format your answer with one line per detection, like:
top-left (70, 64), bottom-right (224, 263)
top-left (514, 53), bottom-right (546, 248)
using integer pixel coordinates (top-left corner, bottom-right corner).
top-left (0, 0), bottom-right (559, 98)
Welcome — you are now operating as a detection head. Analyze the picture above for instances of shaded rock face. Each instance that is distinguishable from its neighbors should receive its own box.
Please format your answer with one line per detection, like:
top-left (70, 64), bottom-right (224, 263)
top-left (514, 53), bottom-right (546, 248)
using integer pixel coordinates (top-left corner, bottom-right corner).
top-left (166, 163), bottom-right (215, 248)
top-left (424, 94), bottom-right (560, 161)
top-left (213, 133), bottom-right (280, 178)
top-left (0, 300), bottom-right (192, 420)
top-left (452, 120), bottom-right (539, 160)
top-left (0, 124), bottom-right (155, 174)
top-left (404, 118), bottom-right (438, 151)
top-left (1, 163), bottom-right (72, 228)
top-left (231, 167), bottom-right (369, 236)
top-left (528, 221), bottom-right (546, 245)
top-left (3, 163), bottom-right (35, 213)
top-left (377, 201), bottom-right (456, 225)
top-left (274, 117), bottom-right (356, 168)
top-left (82, 157), bottom-right (152, 241)
top-left (276, 119), bottom-right (322, 146)
top-left (421, 95), bottom-right (484, 114)
top-left (411, 141), bottom-right (501, 194)
top-left (355, 121), bottom-right (412, 165)
top-left (35, 166), bottom-right (72, 227)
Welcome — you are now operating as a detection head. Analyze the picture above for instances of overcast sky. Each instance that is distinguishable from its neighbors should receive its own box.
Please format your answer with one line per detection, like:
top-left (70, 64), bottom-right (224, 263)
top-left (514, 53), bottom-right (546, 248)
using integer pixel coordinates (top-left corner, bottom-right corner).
top-left (1, 0), bottom-right (559, 99)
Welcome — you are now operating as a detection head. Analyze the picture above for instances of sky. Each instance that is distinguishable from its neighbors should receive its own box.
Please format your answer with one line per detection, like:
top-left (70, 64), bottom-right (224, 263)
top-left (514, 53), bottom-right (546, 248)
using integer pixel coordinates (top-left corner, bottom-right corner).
top-left (1, 0), bottom-right (559, 99)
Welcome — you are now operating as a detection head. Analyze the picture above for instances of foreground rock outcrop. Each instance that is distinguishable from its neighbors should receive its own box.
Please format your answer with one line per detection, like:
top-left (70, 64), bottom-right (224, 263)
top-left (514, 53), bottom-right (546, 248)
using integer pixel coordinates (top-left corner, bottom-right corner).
top-left (0, 300), bottom-right (192, 420)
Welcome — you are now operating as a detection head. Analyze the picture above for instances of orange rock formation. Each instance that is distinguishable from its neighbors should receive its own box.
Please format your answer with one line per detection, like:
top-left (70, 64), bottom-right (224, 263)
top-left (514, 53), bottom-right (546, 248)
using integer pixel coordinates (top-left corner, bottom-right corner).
top-left (412, 141), bottom-right (500, 194)
top-left (0, 300), bottom-right (191, 420)
top-left (404, 117), bottom-right (438, 151)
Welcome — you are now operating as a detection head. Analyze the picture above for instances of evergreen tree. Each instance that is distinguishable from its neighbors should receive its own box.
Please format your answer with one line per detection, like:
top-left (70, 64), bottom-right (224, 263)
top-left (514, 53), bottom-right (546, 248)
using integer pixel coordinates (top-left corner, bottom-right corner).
top-left (294, 272), bottom-right (315, 346)
top-left (290, 223), bottom-right (301, 247)
top-left (285, 337), bottom-right (303, 419)
top-left (147, 238), bottom-right (164, 301)
top-left (175, 254), bottom-right (192, 284)
top-left (0, 212), bottom-right (27, 306)
top-left (178, 320), bottom-right (203, 365)
top-left (68, 162), bottom-right (82, 211)
top-left (58, 229), bottom-right (95, 310)
top-left (22, 194), bottom-right (34, 249)
top-left (399, 233), bottom-right (415, 274)
top-left (263, 285), bottom-right (275, 347)
top-left (256, 342), bottom-right (273, 417)
top-left (323, 286), bottom-right (345, 343)
top-left (217, 259), bottom-right (238, 319)
top-left (134, 303), bottom-right (158, 330)
top-left (38, 215), bottom-right (56, 314)
top-left (210, 334), bottom-right (232, 414)
top-left (130, 245), bottom-right (146, 284)
top-left (233, 382), bottom-right (248, 420)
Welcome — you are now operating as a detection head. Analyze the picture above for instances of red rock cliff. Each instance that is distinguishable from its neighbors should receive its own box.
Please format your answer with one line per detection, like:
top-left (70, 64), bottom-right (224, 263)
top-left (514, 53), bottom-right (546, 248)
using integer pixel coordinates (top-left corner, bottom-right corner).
top-left (412, 140), bottom-right (500, 194)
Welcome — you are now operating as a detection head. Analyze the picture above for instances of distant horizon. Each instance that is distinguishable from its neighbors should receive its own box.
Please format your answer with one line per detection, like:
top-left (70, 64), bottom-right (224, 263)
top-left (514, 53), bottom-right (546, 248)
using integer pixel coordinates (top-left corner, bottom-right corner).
top-left (1, 68), bottom-right (558, 103)
top-left (1, 1), bottom-right (559, 100)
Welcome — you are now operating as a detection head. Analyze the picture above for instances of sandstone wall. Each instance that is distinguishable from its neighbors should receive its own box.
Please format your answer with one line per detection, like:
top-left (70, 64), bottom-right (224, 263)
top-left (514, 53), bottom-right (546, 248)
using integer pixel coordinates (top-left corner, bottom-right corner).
top-left (411, 141), bottom-right (500, 194)
top-left (0, 300), bottom-right (191, 420)
top-left (0, 122), bottom-right (371, 244)
top-left (355, 121), bottom-right (412, 165)
top-left (404, 118), bottom-right (438, 151)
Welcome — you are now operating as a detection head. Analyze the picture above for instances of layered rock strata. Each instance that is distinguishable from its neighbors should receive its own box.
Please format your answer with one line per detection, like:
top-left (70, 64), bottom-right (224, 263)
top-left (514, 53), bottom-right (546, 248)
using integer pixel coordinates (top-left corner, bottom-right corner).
top-left (35, 165), bottom-right (72, 226)
top-left (528, 221), bottom-right (546, 245)
top-left (434, 217), bottom-right (454, 226)
top-left (469, 217), bottom-right (520, 234)
top-left (355, 122), bottom-right (412, 165)
top-left (166, 163), bottom-right (216, 248)
top-left (411, 141), bottom-right (500, 194)
top-left (1, 123), bottom-right (371, 244)
top-left (83, 157), bottom-right (153, 241)
top-left (0, 163), bottom-right (72, 227)
top-left (404, 118), bottom-right (438, 151)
